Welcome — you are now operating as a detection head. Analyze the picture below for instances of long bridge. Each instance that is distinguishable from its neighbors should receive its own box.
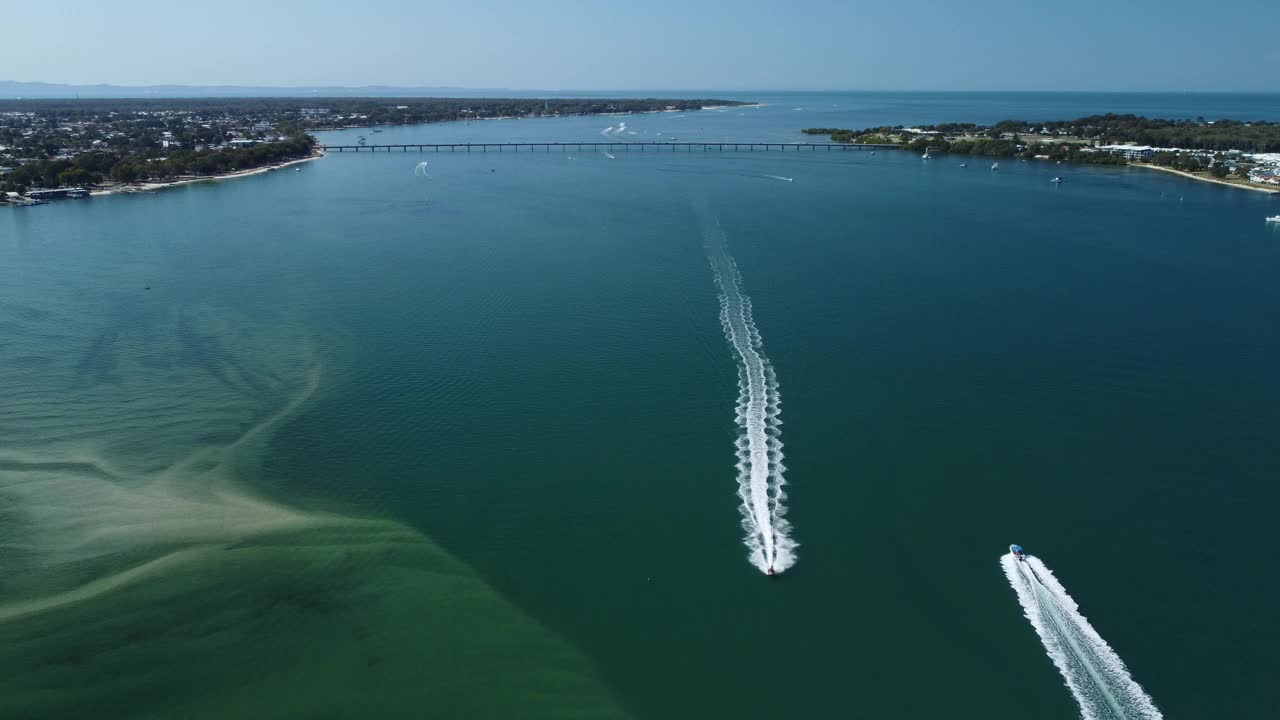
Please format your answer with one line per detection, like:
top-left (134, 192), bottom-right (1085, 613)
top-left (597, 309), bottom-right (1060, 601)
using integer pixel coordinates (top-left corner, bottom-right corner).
top-left (319, 141), bottom-right (896, 153)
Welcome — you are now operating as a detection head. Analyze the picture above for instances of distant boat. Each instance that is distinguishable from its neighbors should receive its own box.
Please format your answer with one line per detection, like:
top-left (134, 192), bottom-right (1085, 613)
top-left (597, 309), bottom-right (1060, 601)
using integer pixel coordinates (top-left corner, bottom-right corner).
top-left (869, 151), bottom-right (875, 155)
top-left (1050, 177), bottom-right (1063, 183)
top-left (1267, 215), bottom-right (1280, 223)
top-left (922, 152), bottom-right (931, 160)
top-left (991, 162), bottom-right (999, 170)
top-left (959, 163), bottom-right (967, 168)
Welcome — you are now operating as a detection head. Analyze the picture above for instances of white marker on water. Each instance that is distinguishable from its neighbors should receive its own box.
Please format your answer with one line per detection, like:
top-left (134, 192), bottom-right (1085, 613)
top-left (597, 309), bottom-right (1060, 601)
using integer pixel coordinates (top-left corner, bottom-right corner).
top-left (1002, 552), bottom-right (1163, 720)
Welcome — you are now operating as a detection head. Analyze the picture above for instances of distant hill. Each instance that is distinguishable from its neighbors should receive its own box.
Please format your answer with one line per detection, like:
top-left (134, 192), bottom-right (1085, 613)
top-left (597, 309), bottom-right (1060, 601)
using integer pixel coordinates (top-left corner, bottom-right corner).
top-left (0, 81), bottom-right (536, 99)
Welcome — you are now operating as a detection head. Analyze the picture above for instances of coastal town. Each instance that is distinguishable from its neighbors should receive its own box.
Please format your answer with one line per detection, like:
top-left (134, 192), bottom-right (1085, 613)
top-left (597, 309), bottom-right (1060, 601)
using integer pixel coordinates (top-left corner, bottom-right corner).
top-left (805, 114), bottom-right (1280, 192)
top-left (5, 101), bottom-right (1280, 204)
top-left (0, 97), bottom-right (739, 203)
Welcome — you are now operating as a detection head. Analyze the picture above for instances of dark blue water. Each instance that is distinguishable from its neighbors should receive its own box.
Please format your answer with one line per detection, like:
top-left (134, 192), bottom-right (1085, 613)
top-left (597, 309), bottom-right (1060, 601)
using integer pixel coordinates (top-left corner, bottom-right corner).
top-left (2, 92), bottom-right (1279, 719)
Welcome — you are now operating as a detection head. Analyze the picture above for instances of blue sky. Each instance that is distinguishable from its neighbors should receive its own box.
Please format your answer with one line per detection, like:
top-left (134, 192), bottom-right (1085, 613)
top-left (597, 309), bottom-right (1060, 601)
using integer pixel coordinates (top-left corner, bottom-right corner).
top-left (5, 0), bottom-right (1279, 92)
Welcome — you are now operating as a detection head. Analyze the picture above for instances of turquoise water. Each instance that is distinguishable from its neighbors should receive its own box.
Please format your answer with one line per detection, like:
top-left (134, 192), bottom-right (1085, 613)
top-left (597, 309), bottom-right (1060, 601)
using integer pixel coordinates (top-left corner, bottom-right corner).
top-left (2, 93), bottom-right (1280, 718)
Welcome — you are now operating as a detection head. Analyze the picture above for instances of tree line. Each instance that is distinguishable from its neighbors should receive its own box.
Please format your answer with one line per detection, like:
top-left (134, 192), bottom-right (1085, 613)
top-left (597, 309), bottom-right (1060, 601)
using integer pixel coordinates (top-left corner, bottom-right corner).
top-left (910, 114), bottom-right (1280, 153)
top-left (2, 135), bottom-right (316, 192)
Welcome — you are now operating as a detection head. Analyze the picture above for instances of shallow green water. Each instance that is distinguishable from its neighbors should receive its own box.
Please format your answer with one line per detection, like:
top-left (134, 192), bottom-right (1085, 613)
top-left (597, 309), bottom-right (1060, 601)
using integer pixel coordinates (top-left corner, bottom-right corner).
top-left (3, 94), bottom-right (1280, 717)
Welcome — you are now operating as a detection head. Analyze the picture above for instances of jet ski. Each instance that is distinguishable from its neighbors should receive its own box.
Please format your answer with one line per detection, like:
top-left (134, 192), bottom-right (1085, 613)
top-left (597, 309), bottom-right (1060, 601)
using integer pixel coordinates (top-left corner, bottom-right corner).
top-left (1009, 544), bottom-right (1026, 561)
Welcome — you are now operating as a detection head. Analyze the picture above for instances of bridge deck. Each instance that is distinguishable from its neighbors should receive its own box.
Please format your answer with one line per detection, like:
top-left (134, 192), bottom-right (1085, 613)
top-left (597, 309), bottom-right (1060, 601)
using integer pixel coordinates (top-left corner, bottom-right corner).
top-left (319, 142), bottom-right (895, 152)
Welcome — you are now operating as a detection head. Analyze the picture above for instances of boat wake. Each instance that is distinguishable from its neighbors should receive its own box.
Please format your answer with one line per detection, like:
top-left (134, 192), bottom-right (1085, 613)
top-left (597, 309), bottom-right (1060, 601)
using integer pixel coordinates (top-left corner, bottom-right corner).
top-left (701, 211), bottom-right (796, 574)
top-left (1002, 553), bottom-right (1162, 720)
top-left (763, 175), bottom-right (794, 182)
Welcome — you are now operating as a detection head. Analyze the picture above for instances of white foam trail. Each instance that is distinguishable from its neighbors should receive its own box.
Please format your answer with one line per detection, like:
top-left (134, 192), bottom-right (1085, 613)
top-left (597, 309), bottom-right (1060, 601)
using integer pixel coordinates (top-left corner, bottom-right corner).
top-left (702, 215), bottom-right (796, 574)
top-left (612, 122), bottom-right (627, 135)
top-left (600, 125), bottom-right (616, 136)
top-left (413, 161), bottom-right (430, 177)
top-left (601, 152), bottom-right (615, 160)
top-left (1002, 554), bottom-right (1163, 720)
top-left (763, 175), bottom-right (793, 182)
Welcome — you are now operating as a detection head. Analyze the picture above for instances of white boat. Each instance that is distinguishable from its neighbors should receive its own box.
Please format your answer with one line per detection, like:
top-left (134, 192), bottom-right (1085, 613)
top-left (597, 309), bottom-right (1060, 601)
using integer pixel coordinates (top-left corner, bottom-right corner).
top-left (1267, 215), bottom-right (1280, 223)
top-left (991, 162), bottom-right (999, 170)
top-left (959, 163), bottom-right (967, 168)
top-left (1050, 177), bottom-right (1063, 183)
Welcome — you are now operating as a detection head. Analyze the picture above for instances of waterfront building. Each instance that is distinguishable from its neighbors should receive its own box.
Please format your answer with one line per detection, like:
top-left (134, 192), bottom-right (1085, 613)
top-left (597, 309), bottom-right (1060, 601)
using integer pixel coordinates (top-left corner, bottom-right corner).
top-left (1099, 144), bottom-right (1156, 160)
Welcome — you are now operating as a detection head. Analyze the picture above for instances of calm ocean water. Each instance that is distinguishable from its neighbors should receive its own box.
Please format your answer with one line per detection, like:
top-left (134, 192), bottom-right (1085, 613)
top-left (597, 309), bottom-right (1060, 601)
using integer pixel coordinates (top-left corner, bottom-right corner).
top-left (2, 92), bottom-right (1279, 718)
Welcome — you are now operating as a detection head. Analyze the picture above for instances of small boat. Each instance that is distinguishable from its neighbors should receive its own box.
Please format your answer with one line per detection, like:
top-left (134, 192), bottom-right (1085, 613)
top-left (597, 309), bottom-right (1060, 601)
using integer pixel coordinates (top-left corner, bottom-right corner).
top-left (1010, 544), bottom-right (1026, 562)
top-left (1267, 215), bottom-right (1280, 223)
top-left (922, 152), bottom-right (931, 160)
top-left (1050, 177), bottom-right (1063, 183)
top-left (959, 163), bottom-right (967, 168)
top-left (991, 162), bottom-right (999, 170)
top-left (869, 151), bottom-right (875, 155)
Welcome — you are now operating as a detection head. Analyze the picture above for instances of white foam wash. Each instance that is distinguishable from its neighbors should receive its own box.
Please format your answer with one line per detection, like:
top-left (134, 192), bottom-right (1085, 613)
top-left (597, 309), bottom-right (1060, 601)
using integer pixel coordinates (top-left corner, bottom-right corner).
top-left (1002, 554), bottom-right (1163, 720)
top-left (703, 214), bottom-right (796, 574)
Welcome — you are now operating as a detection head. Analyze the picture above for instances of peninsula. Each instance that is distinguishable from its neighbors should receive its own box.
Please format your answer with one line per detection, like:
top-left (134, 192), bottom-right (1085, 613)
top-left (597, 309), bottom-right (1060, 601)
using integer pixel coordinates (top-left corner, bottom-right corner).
top-left (1, 96), bottom-right (746, 199)
top-left (805, 114), bottom-right (1280, 192)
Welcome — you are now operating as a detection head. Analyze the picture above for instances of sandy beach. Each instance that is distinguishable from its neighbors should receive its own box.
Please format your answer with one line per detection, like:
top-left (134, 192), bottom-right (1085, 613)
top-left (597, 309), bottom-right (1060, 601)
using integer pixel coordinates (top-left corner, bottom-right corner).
top-left (1132, 162), bottom-right (1279, 194)
top-left (89, 148), bottom-right (326, 197)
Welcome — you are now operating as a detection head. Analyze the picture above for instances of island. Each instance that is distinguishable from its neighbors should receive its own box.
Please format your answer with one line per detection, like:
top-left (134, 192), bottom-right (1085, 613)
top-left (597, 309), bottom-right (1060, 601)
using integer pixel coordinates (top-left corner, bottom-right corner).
top-left (804, 114), bottom-right (1280, 193)
top-left (1, 96), bottom-right (748, 200)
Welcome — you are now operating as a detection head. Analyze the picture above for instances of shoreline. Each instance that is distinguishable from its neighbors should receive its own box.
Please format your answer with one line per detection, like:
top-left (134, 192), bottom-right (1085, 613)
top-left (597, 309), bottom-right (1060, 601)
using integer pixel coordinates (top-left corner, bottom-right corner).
top-left (1130, 162), bottom-right (1279, 194)
top-left (88, 149), bottom-right (326, 197)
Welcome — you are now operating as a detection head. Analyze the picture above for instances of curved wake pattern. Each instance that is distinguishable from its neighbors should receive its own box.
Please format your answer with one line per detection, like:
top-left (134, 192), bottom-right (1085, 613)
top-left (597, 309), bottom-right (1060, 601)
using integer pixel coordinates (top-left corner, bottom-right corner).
top-left (703, 215), bottom-right (796, 574)
top-left (1002, 554), bottom-right (1162, 720)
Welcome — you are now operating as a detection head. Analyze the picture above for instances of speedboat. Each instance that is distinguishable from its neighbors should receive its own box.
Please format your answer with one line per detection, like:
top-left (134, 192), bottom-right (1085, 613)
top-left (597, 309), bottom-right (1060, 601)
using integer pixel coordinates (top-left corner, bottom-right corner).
top-left (922, 152), bottom-right (931, 160)
top-left (991, 162), bottom-right (999, 170)
top-left (1050, 177), bottom-right (1063, 183)
top-left (1267, 215), bottom-right (1280, 223)
top-left (1010, 544), bottom-right (1026, 561)
top-left (959, 162), bottom-right (967, 168)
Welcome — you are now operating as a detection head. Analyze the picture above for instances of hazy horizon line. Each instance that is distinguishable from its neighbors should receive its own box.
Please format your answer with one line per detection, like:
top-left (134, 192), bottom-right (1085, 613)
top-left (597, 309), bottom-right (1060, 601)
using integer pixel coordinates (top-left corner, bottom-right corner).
top-left (2, 80), bottom-right (1277, 97)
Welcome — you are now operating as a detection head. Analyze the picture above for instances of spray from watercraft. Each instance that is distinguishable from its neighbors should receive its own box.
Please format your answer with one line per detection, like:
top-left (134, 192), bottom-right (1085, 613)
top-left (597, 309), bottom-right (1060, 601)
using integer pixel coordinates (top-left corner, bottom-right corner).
top-left (413, 161), bottom-right (430, 177)
top-left (701, 209), bottom-right (796, 575)
top-left (763, 175), bottom-right (794, 182)
top-left (601, 152), bottom-right (616, 160)
top-left (1002, 550), bottom-right (1163, 720)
